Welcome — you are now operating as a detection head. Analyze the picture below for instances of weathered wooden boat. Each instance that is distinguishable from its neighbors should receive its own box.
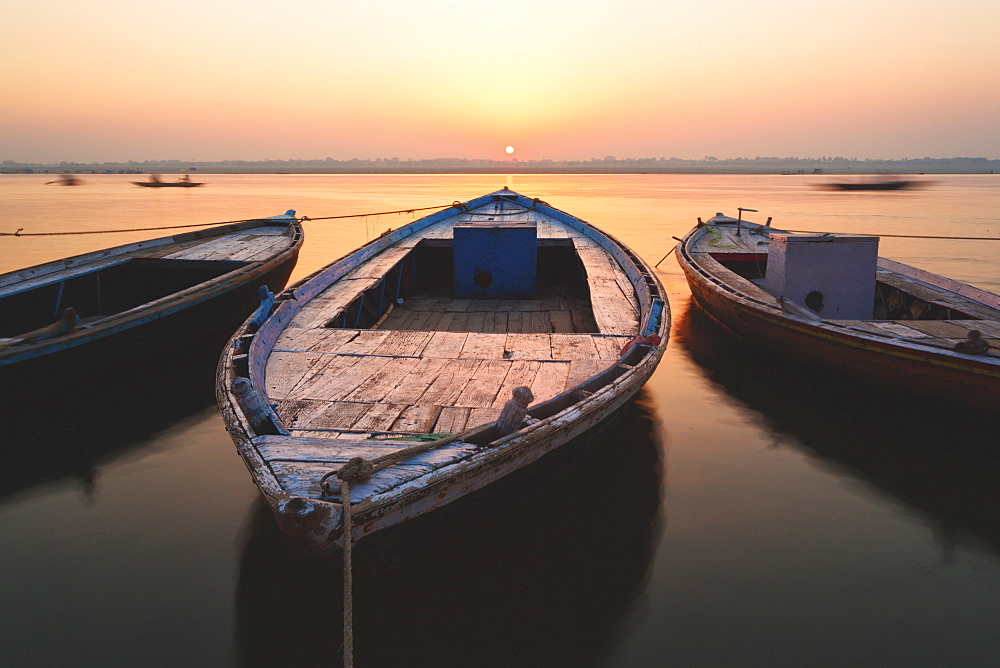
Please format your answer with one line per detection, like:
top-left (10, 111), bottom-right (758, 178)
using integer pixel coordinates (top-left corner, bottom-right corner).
top-left (0, 212), bottom-right (303, 402)
top-left (217, 188), bottom-right (669, 556)
top-left (676, 212), bottom-right (1000, 409)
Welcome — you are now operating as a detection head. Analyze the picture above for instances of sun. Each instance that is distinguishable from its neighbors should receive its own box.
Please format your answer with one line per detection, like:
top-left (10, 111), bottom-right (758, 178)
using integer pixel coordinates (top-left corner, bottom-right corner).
top-left (505, 145), bottom-right (515, 155)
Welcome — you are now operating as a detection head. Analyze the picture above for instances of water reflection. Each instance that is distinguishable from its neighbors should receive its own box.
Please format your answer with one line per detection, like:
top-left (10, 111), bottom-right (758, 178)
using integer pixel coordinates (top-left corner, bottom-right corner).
top-left (675, 299), bottom-right (1000, 559)
top-left (235, 397), bottom-right (665, 667)
top-left (0, 346), bottom-right (220, 504)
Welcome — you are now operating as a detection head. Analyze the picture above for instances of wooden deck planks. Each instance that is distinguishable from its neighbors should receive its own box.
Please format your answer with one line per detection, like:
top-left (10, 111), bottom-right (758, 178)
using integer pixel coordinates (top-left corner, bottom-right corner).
top-left (258, 212), bottom-right (651, 439)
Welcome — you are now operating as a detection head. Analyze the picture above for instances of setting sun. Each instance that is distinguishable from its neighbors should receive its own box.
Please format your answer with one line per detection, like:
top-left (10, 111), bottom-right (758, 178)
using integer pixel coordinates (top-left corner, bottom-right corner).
top-left (505, 146), bottom-right (515, 155)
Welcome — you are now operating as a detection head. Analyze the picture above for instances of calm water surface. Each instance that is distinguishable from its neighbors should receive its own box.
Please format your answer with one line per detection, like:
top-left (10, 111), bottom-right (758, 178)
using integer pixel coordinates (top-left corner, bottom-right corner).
top-left (1, 174), bottom-right (998, 666)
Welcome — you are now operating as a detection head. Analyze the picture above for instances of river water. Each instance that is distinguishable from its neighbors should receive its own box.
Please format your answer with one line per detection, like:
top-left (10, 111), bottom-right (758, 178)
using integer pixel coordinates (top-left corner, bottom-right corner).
top-left (1, 173), bottom-right (998, 666)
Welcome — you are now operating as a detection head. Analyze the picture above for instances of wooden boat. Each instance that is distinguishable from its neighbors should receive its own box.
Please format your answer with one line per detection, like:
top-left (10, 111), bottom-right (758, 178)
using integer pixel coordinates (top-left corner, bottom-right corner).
top-left (131, 180), bottom-right (205, 188)
top-left (676, 212), bottom-right (1000, 409)
top-left (0, 212), bottom-right (303, 402)
top-left (822, 179), bottom-right (919, 191)
top-left (216, 188), bottom-right (669, 556)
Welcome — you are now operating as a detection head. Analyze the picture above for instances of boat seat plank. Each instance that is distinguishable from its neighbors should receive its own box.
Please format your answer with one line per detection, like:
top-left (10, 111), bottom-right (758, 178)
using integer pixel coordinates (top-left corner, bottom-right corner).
top-left (468, 407), bottom-right (503, 427)
top-left (412, 358), bottom-right (482, 405)
top-left (505, 333), bottom-right (553, 360)
top-left (593, 334), bottom-right (632, 359)
top-left (530, 360), bottom-right (572, 399)
top-left (254, 434), bottom-right (425, 462)
top-left (371, 330), bottom-right (434, 357)
top-left (565, 359), bottom-right (611, 390)
top-left (454, 359), bottom-right (512, 407)
top-left (420, 331), bottom-right (470, 358)
top-left (349, 402), bottom-right (410, 432)
top-left (837, 320), bottom-right (929, 338)
top-left (549, 333), bottom-right (601, 360)
top-left (877, 271), bottom-right (1000, 320)
top-left (291, 354), bottom-right (395, 401)
top-left (273, 327), bottom-right (363, 353)
top-left (391, 404), bottom-right (445, 433)
top-left (343, 357), bottom-right (423, 402)
top-left (434, 406), bottom-right (471, 432)
top-left (327, 330), bottom-right (392, 355)
top-left (491, 360), bottom-right (542, 407)
top-left (265, 351), bottom-right (332, 400)
top-left (381, 358), bottom-right (451, 403)
top-left (276, 399), bottom-right (376, 430)
top-left (269, 443), bottom-right (477, 502)
top-left (342, 246), bottom-right (411, 280)
top-left (287, 278), bottom-right (382, 329)
top-left (588, 277), bottom-right (640, 335)
top-left (161, 230), bottom-right (289, 262)
top-left (897, 320), bottom-right (980, 338)
top-left (459, 332), bottom-right (508, 359)
top-left (959, 320), bottom-right (1000, 337)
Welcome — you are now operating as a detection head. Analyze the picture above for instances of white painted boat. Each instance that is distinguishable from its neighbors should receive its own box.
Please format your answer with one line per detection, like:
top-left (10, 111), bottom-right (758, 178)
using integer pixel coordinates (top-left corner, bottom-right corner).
top-left (216, 188), bottom-right (669, 556)
top-left (676, 212), bottom-right (1000, 409)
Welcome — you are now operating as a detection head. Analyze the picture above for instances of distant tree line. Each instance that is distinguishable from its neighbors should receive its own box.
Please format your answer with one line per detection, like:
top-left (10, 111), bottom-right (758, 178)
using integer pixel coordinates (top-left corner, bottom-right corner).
top-left (3, 156), bottom-right (998, 174)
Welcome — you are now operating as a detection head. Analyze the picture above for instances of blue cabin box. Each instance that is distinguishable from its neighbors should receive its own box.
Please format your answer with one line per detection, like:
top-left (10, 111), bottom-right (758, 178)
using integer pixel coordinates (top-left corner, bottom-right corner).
top-left (453, 222), bottom-right (537, 299)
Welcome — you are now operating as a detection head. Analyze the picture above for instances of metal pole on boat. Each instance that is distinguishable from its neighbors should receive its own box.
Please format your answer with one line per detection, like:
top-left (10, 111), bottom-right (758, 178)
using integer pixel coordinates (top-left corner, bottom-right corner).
top-left (736, 207), bottom-right (757, 235)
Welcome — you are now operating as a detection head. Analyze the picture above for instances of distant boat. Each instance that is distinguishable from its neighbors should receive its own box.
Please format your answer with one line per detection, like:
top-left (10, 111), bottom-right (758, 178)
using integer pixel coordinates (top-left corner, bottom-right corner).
top-left (0, 212), bottom-right (303, 402)
top-left (822, 179), bottom-right (920, 191)
top-left (216, 187), bottom-right (669, 556)
top-left (45, 174), bottom-right (83, 186)
top-left (675, 212), bottom-right (1000, 409)
top-left (132, 179), bottom-right (205, 188)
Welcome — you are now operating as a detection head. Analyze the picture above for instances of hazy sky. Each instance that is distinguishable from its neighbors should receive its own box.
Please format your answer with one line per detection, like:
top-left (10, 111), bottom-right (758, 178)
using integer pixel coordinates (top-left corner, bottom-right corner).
top-left (3, 0), bottom-right (999, 162)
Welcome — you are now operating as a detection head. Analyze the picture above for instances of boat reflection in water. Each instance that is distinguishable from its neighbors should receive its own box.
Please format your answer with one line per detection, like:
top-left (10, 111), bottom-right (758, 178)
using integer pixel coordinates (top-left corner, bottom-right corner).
top-left (675, 299), bottom-right (1000, 559)
top-left (234, 397), bottom-right (664, 667)
top-left (0, 345), bottom-right (220, 504)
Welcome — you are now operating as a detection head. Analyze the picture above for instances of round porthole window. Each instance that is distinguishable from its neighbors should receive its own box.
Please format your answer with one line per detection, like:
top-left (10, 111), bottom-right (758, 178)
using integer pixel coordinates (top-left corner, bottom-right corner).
top-left (474, 269), bottom-right (493, 289)
top-left (805, 291), bottom-right (824, 312)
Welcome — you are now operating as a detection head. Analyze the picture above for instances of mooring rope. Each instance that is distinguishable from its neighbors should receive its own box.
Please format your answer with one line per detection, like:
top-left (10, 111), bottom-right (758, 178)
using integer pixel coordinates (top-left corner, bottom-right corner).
top-left (323, 423), bottom-right (490, 668)
top-left (780, 229), bottom-right (1000, 240)
top-left (0, 204), bottom-right (456, 237)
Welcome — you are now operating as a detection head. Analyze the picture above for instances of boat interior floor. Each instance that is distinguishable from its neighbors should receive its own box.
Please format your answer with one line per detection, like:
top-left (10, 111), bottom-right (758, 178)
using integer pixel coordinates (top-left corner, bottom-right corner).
top-left (378, 286), bottom-right (598, 334)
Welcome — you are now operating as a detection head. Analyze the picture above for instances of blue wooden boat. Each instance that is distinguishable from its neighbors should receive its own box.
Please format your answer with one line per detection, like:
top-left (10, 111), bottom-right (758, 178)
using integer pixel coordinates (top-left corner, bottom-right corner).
top-left (0, 212), bottom-right (303, 402)
top-left (216, 188), bottom-right (669, 556)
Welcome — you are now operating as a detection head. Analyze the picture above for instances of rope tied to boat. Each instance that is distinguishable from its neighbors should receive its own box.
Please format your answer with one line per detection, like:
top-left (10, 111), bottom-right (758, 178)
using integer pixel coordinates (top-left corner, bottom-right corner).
top-left (326, 385), bottom-right (536, 667)
top-left (0, 204), bottom-right (454, 236)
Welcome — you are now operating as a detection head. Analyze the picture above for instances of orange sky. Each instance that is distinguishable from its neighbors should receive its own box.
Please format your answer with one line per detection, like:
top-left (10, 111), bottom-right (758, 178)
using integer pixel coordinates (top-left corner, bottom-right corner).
top-left (3, 0), bottom-right (999, 162)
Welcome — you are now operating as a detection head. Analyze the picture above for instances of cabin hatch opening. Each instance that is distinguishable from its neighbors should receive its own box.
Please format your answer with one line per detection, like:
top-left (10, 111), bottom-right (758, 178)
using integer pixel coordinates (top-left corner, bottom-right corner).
top-left (324, 240), bottom-right (601, 333)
